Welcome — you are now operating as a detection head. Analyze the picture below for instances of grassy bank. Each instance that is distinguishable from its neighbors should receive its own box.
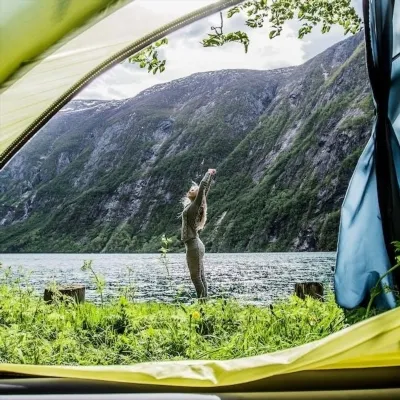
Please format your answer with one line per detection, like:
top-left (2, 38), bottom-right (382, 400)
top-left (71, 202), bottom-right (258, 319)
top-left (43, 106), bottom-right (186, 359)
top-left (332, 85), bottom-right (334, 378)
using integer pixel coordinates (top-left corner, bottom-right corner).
top-left (2, 240), bottom-right (397, 366)
top-left (0, 277), bottom-right (375, 366)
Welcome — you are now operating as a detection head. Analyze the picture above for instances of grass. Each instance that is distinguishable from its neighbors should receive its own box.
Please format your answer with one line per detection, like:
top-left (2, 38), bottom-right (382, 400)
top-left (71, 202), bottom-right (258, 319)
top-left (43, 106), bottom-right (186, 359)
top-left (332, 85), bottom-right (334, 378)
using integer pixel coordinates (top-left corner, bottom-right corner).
top-left (2, 238), bottom-right (398, 367)
top-left (0, 265), bottom-right (375, 366)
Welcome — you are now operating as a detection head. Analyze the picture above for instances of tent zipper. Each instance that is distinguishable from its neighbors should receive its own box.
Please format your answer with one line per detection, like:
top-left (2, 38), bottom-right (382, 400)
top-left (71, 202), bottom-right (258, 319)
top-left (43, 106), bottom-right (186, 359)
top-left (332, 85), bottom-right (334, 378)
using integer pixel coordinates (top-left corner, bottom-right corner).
top-left (0, 0), bottom-right (243, 169)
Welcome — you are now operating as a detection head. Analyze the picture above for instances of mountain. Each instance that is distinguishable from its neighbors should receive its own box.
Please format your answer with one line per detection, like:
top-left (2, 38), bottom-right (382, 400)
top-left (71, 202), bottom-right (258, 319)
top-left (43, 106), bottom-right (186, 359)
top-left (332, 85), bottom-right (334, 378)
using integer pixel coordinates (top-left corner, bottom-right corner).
top-left (0, 32), bottom-right (374, 253)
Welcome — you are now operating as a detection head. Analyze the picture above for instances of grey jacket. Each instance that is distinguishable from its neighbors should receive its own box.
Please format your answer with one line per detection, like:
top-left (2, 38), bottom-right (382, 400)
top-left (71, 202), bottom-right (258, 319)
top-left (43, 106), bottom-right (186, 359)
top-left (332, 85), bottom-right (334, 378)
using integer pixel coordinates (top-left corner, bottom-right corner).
top-left (181, 172), bottom-right (213, 242)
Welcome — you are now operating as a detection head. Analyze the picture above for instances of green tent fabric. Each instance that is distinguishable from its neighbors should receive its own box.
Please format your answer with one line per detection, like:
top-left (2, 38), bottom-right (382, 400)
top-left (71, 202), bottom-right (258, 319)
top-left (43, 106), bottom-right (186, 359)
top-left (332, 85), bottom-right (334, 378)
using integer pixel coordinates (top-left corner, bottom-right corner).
top-left (0, 0), bottom-right (234, 167)
top-left (0, 0), bottom-right (131, 85)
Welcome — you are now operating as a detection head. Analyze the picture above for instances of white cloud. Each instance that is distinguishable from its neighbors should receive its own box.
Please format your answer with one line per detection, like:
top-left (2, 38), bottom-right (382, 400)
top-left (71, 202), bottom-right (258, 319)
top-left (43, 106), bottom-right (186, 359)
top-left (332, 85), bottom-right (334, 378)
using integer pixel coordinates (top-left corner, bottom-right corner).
top-left (78, 0), bottom-right (363, 100)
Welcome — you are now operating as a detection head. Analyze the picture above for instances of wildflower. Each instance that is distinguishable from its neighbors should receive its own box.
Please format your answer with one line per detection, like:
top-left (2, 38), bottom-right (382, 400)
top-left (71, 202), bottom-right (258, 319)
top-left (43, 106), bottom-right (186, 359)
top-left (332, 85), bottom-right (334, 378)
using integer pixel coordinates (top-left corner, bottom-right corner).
top-left (192, 311), bottom-right (200, 320)
top-left (308, 316), bottom-right (317, 326)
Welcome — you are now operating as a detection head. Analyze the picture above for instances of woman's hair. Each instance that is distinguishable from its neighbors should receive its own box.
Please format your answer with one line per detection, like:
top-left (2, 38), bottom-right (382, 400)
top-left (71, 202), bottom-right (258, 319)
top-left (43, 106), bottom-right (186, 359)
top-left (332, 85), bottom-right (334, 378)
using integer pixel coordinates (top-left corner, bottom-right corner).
top-left (180, 181), bottom-right (197, 209)
top-left (181, 181), bottom-right (208, 231)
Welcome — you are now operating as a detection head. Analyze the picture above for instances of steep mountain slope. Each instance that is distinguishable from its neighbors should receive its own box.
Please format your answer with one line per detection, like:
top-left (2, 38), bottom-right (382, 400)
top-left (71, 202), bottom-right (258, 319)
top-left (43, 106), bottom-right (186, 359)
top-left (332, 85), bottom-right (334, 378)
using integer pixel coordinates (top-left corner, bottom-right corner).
top-left (0, 33), bottom-right (373, 253)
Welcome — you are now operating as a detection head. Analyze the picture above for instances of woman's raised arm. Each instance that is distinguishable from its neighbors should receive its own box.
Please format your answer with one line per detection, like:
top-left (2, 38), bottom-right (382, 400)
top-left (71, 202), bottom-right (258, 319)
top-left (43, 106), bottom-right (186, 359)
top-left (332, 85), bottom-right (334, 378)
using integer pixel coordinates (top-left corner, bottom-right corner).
top-left (194, 169), bottom-right (216, 207)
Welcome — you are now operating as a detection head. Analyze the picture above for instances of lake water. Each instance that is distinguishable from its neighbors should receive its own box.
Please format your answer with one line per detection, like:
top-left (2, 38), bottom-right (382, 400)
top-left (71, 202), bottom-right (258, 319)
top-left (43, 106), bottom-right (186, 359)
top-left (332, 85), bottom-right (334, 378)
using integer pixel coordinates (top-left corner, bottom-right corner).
top-left (0, 253), bottom-right (335, 305)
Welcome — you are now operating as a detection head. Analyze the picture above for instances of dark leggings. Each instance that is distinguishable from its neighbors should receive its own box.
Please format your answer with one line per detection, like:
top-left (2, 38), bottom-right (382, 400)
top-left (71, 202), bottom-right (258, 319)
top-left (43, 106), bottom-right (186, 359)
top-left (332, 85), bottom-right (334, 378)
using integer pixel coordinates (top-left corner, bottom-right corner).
top-left (185, 237), bottom-right (207, 299)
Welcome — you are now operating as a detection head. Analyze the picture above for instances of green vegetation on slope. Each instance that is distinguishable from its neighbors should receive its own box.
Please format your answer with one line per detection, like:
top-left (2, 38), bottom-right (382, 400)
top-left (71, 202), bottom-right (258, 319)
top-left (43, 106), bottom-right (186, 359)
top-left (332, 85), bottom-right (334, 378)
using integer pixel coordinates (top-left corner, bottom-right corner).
top-left (0, 36), bottom-right (374, 253)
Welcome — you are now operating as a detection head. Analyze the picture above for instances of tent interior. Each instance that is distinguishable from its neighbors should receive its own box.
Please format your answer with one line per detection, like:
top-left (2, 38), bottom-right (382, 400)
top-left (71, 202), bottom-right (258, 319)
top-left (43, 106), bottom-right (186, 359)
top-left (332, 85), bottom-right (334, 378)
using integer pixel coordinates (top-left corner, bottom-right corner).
top-left (0, 0), bottom-right (399, 398)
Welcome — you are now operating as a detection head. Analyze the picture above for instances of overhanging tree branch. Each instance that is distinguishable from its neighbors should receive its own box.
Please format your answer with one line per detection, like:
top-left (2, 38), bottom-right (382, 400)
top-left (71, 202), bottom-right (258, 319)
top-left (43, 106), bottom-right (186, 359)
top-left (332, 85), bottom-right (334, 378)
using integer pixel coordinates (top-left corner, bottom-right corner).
top-left (129, 0), bottom-right (362, 73)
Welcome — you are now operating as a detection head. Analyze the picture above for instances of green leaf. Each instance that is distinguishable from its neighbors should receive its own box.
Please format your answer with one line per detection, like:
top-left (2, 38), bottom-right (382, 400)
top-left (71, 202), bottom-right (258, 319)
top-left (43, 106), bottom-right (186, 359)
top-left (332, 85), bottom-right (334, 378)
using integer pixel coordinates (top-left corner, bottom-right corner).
top-left (227, 6), bottom-right (240, 18)
top-left (246, 19), bottom-right (258, 28)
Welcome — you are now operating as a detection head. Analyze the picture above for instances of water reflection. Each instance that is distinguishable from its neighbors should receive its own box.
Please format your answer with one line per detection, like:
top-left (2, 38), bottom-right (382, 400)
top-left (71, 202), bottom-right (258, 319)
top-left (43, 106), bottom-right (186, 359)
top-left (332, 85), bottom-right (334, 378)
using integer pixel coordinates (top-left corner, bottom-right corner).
top-left (0, 252), bottom-right (335, 305)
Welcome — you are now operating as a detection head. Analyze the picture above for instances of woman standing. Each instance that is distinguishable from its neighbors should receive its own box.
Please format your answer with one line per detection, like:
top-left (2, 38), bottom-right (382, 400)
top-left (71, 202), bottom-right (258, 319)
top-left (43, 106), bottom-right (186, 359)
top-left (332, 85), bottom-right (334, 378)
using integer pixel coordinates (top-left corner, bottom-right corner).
top-left (181, 168), bottom-right (216, 300)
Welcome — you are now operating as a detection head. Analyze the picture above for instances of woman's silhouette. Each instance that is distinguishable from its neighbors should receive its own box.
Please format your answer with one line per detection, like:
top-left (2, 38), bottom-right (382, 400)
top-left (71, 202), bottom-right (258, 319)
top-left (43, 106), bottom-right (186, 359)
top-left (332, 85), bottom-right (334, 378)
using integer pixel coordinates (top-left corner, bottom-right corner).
top-left (181, 168), bottom-right (216, 300)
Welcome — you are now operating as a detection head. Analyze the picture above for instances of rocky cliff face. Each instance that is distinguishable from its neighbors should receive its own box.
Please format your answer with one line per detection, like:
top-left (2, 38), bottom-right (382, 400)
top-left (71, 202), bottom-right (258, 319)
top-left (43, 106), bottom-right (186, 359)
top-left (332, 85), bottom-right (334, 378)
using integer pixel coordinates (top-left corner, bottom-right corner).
top-left (0, 32), bottom-right (374, 253)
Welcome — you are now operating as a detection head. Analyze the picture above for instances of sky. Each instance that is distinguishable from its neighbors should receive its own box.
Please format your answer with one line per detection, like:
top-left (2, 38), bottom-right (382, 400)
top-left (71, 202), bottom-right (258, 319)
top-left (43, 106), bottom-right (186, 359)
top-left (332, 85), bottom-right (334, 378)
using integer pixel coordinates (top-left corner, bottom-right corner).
top-left (78, 0), bottom-right (363, 100)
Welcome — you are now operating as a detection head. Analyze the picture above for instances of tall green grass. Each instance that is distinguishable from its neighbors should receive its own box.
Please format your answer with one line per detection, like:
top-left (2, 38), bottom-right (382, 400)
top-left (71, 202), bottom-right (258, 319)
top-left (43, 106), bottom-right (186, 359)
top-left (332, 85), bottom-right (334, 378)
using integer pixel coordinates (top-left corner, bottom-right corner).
top-left (0, 264), bottom-right (370, 366)
top-left (2, 238), bottom-right (397, 366)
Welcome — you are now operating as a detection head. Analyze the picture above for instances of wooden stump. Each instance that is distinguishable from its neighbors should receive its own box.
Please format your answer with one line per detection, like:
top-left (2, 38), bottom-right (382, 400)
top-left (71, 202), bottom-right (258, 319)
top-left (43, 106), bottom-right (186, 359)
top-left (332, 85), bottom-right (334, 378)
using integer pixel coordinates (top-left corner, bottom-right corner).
top-left (44, 284), bottom-right (85, 304)
top-left (295, 282), bottom-right (324, 301)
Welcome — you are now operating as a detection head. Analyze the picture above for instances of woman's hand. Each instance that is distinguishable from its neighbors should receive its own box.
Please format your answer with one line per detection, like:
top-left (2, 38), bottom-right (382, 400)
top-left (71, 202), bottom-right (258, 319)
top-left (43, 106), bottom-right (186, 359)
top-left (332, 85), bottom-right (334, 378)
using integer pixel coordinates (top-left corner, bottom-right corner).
top-left (208, 168), bottom-right (217, 176)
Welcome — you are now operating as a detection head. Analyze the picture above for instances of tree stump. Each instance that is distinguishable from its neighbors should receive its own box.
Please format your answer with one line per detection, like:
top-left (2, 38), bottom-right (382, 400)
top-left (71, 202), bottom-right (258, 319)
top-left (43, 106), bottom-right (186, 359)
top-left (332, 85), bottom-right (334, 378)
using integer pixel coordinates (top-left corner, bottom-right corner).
top-left (295, 282), bottom-right (324, 301)
top-left (44, 284), bottom-right (85, 304)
